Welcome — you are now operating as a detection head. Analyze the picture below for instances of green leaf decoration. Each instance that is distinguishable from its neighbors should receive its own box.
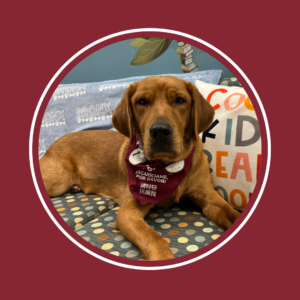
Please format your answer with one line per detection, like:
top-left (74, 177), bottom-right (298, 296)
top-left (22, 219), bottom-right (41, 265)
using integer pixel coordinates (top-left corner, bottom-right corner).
top-left (130, 38), bottom-right (172, 65)
top-left (130, 38), bottom-right (150, 48)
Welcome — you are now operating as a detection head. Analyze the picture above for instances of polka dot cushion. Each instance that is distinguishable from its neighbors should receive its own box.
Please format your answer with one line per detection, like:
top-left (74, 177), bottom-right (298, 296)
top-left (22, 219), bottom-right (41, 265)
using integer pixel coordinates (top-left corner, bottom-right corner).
top-left (75, 207), bottom-right (145, 260)
top-left (51, 193), bottom-right (118, 230)
top-left (145, 202), bottom-right (224, 258)
top-left (51, 194), bottom-right (225, 260)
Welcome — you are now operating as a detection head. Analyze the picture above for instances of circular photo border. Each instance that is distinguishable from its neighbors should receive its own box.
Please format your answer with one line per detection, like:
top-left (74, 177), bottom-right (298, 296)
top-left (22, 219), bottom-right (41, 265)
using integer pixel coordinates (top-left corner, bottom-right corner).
top-left (29, 28), bottom-right (271, 270)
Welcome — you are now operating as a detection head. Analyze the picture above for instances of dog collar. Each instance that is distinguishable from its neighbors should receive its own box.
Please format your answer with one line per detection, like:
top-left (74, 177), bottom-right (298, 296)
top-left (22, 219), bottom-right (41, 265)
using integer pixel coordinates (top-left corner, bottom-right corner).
top-left (125, 135), bottom-right (195, 205)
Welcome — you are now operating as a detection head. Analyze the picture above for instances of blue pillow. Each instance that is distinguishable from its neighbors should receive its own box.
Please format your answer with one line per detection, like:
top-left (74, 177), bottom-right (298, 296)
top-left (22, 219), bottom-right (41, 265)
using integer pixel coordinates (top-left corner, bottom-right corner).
top-left (39, 70), bottom-right (223, 158)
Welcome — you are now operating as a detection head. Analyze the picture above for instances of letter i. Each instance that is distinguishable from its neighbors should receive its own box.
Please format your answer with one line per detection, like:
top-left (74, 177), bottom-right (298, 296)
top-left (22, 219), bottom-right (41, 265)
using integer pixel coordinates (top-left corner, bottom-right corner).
top-left (225, 119), bottom-right (233, 145)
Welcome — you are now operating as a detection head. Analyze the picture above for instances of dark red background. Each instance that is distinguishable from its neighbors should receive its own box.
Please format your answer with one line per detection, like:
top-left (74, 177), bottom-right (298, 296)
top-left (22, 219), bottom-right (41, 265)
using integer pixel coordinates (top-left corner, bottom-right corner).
top-left (2, 1), bottom-right (298, 299)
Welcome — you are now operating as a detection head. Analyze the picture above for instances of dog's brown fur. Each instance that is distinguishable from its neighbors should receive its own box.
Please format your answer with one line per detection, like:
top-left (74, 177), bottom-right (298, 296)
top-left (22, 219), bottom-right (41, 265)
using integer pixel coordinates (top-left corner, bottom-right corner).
top-left (40, 76), bottom-right (240, 260)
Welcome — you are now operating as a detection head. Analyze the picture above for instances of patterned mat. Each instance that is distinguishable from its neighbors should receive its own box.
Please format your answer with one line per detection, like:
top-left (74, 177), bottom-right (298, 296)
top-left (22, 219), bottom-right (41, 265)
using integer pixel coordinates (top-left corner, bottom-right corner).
top-left (51, 193), bottom-right (224, 260)
top-left (51, 193), bottom-right (118, 230)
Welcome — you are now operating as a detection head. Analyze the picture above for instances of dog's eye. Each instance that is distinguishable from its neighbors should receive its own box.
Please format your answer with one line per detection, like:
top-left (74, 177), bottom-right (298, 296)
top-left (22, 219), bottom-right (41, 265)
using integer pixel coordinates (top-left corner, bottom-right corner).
top-left (137, 99), bottom-right (148, 106)
top-left (175, 97), bottom-right (186, 104)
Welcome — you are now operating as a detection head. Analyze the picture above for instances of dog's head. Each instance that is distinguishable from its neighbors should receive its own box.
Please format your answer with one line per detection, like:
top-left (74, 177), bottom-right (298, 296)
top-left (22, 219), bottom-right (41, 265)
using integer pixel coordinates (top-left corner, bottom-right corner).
top-left (112, 76), bottom-right (214, 162)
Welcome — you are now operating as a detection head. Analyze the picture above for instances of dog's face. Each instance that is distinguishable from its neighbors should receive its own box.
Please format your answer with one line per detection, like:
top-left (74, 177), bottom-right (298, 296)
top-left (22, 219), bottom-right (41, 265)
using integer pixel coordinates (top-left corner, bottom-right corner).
top-left (112, 76), bottom-right (215, 162)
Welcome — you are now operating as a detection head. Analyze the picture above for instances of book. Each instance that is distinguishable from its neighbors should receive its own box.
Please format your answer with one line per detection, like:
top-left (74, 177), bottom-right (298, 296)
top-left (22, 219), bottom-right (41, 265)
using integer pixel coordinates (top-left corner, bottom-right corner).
top-left (181, 62), bottom-right (196, 71)
top-left (180, 54), bottom-right (192, 60)
top-left (183, 67), bottom-right (198, 73)
top-left (190, 67), bottom-right (199, 73)
top-left (181, 57), bottom-right (193, 65)
top-left (176, 44), bottom-right (192, 54)
top-left (177, 43), bottom-right (199, 74)
top-left (180, 48), bottom-right (194, 57)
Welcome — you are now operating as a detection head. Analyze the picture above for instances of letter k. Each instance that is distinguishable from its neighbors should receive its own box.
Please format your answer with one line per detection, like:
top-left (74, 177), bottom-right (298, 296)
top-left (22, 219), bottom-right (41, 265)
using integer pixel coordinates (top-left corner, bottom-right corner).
top-left (202, 119), bottom-right (219, 143)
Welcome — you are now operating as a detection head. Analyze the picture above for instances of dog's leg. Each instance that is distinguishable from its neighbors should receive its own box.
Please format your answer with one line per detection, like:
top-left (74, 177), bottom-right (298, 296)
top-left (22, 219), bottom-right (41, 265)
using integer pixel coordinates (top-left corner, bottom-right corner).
top-left (115, 197), bottom-right (174, 261)
top-left (39, 155), bottom-right (75, 197)
top-left (191, 189), bottom-right (240, 231)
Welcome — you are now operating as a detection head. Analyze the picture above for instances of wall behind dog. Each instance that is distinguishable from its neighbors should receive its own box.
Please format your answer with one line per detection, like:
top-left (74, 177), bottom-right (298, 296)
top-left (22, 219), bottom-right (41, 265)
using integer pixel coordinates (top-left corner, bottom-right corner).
top-left (61, 39), bottom-right (234, 84)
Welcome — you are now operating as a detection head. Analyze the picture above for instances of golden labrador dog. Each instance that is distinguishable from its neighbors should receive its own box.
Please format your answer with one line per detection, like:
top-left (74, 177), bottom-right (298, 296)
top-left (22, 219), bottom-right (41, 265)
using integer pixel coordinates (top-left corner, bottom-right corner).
top-left (40, 76), bottom-right (240, 260)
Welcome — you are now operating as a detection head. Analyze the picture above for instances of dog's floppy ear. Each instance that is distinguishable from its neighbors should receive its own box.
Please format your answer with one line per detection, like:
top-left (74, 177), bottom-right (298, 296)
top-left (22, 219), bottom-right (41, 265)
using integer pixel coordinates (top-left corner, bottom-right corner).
top-left (112, 83), bottom-right (136, 145)
top-left (186, 82), bottom-right (215, 140)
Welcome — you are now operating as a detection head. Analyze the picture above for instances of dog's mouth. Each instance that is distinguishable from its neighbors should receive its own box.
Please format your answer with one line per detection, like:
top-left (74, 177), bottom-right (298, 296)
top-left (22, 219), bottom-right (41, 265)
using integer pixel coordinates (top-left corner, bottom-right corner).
top-left (148, 138), bottom-right (178, 160)
top-left (141, 135), bottom-right (180, 162)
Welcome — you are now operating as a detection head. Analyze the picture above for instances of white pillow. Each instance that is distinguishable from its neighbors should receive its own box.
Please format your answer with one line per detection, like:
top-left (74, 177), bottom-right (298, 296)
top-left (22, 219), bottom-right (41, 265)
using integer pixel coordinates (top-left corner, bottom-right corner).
top-left (195, 80), bottom-right (261, 210)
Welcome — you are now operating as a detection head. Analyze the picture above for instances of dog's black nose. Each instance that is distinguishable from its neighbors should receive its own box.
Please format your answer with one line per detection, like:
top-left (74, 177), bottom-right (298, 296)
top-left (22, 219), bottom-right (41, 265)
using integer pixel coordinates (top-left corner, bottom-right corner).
top-left (149, 121), bottom-right (173, 140)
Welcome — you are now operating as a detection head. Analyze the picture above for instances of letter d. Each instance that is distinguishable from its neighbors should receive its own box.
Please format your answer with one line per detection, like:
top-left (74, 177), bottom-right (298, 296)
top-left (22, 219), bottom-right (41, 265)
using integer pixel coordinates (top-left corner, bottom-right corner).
top-left (236, 115), bottom-right (260, 146)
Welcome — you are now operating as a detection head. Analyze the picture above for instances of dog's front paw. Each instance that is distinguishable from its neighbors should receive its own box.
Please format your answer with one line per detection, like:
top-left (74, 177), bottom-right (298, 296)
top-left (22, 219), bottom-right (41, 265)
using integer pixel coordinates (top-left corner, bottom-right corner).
top-left (145, 239), bottom-right (174, 261)
top-left (146, 251), bottom-right (174, 261)
top-left (203, 204), bottom-right (240, 231)
top-left (229, 208), bottom-right (240, 224)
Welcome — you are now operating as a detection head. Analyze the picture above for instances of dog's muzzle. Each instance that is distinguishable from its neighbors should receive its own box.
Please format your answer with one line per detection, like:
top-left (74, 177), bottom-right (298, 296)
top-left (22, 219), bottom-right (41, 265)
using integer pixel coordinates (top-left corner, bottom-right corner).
top-left (149, 120), bottom-right (176, 155)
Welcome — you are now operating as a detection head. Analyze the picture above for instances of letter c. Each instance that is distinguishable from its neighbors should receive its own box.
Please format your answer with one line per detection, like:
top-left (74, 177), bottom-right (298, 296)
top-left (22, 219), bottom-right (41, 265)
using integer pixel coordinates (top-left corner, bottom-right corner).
top-left (207, 89), bottom-right (228, 110)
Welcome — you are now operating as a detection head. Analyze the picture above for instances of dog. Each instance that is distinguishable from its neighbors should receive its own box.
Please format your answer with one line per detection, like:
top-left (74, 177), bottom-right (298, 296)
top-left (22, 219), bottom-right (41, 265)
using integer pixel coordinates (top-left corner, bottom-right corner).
top-left (40, 76), bottom-right (240, 260)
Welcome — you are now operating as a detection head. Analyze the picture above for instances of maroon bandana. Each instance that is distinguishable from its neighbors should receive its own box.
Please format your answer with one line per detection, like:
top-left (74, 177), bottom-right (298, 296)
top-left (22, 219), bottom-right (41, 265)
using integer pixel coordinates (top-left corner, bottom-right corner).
top-left (125, 135), bottom-right (195, 205)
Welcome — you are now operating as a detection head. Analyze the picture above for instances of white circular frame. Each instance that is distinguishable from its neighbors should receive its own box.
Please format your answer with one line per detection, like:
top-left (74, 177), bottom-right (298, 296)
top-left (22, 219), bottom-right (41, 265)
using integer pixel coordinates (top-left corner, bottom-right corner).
top-left (29, 28), bottom-right (271, 270)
